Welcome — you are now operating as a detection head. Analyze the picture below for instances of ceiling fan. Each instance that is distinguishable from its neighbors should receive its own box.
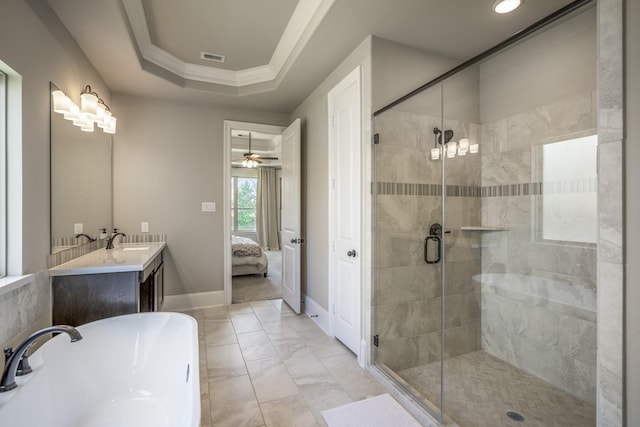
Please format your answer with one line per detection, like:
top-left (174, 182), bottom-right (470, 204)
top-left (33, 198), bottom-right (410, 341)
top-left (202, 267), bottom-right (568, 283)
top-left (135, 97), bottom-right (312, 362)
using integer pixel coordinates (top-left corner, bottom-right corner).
top-left (241, 132), bottom-right (278, 168)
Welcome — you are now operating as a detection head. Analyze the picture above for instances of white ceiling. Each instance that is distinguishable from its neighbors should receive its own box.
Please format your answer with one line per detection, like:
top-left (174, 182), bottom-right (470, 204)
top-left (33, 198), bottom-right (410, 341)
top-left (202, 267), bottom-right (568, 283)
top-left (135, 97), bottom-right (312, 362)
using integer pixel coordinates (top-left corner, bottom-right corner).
top-left (45, 0), bottom-right (576, 113)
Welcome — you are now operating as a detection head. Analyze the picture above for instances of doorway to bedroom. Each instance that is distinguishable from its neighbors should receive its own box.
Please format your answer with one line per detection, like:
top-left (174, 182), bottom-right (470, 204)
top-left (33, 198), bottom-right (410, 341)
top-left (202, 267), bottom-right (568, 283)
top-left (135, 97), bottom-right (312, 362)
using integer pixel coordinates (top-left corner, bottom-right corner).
top-left (226, 123), bottom-right (285, 304)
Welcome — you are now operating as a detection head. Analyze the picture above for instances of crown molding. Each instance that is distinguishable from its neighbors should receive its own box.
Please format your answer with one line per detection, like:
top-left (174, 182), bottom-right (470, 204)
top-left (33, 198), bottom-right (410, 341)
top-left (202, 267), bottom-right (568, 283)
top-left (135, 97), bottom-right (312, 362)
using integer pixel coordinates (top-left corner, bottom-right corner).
top-left (122, 0), bottom-right (335, 89)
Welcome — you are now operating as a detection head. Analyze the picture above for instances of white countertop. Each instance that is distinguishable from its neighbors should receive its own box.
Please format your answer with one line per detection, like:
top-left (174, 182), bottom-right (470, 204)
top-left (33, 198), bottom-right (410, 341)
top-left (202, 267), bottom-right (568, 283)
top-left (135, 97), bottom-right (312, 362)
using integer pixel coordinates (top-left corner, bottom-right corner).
top-left (49, 243), bottom-right (166, 276)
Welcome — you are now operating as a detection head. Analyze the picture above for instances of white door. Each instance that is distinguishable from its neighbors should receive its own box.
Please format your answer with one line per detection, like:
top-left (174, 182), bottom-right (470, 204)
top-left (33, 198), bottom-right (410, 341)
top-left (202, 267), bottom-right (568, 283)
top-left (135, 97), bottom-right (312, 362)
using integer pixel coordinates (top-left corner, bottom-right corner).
top-left (329, 67), bottom-right (361, 355)
top-left (281, 119), bottom-right (302, 313)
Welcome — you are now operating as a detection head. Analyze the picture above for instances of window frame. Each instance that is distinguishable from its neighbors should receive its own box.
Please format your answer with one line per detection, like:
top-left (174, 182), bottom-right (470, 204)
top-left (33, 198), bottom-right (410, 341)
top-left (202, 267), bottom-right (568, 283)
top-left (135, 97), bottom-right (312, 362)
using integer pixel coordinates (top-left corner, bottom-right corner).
top-left (532, 133), bottom-right (598, 248)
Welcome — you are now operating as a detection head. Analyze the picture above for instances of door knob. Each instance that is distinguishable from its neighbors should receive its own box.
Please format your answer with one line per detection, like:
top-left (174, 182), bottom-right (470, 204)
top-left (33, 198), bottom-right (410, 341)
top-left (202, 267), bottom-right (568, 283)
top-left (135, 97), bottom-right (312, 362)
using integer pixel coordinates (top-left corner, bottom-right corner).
top-left (290, 238), bottom-right (305, 244)
top-left (347, 250), bottom-right (357, 258)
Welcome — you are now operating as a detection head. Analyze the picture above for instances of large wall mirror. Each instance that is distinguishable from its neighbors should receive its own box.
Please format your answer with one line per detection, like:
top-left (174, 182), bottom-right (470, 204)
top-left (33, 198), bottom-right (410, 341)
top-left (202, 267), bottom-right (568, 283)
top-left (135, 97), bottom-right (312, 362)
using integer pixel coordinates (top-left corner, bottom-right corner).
top-left (50, 82), bottom-right (112, 253)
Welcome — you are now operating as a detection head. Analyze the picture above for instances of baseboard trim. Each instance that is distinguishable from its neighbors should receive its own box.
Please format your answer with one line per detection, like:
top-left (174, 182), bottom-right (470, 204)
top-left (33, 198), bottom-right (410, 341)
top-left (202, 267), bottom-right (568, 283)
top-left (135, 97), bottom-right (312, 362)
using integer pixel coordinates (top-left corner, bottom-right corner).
top-left (162, 290), bottom-right (225, 312)
top-left (304, 296), bottom-right (332, 336)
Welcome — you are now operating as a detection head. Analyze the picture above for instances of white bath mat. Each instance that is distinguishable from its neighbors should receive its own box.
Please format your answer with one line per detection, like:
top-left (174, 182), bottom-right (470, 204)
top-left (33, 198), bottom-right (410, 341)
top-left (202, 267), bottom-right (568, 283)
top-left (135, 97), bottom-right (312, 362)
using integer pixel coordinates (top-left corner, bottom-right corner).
top-left (322, 393), bottom-right (422, 427)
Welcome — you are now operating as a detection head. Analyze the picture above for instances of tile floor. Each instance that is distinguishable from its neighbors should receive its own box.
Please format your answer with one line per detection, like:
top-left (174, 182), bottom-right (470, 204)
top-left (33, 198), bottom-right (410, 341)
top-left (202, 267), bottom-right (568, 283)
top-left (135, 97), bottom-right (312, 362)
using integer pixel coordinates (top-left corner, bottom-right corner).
top-left (179, 299), bottom-right (387, 427)
top-left (399, 351), bottom-right (596, 427)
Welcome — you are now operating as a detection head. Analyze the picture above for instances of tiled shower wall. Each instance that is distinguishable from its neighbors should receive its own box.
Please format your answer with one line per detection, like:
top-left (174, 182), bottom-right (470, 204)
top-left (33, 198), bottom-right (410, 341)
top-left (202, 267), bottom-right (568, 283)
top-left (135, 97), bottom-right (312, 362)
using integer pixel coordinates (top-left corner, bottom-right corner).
top-left (373, 93), bottom-right (598, 404)
top-left (479, 92), bottom-right (598, 403)
top-left (0, 272), bottom-right (51, 350)
top-left (374, 110), bottom-right (482, 371)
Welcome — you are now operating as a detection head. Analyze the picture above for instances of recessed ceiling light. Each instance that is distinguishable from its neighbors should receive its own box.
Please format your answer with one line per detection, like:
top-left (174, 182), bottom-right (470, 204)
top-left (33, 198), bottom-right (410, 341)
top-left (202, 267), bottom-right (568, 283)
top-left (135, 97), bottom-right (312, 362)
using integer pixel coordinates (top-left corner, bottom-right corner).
top-left (492, 0), bottom-right (523, 14)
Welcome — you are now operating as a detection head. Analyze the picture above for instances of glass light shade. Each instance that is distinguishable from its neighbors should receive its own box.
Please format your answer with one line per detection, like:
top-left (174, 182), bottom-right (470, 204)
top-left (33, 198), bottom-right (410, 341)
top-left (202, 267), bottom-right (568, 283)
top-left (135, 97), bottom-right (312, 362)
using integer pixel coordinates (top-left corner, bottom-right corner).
top-left (430, 147), bottom-right (441, 160)
top-left (96, 103), bottom-right (106, 122)
top-left (80, 91), bottom-right (99, 119)
top-left (103, 116), bottom-right (117, 134)
top-left (97, 110), bottom-right (112, 128)
top-left (458, 138), bottom-right (469, 155)
top-left (493, 0), bottom-right (522, 14)
top-left (447, 142), bottom-right (457, 158)
top-left (241, 159), bottom-right (248, 167)
top-left (63, 102), bottom-right (80, 121)
top-left (52, 90), bottom-right (71, 114)
top-left (72, 113), bottom-right (89, 127)
top-left (470, 143), bottom-right (479, 153)
top-left (79, 119), bottom-right (95, 132)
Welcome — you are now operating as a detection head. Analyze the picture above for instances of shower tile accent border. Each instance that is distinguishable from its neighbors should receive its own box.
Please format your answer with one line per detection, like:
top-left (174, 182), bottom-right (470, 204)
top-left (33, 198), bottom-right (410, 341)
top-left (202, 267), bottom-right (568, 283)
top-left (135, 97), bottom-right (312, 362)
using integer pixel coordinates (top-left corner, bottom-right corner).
top-left (120, 233), bottom-right (167, 244)
top-left (373, 178), bottom-right (597, 198)
top-left (47, 234), bottom-right (167, 268)
top-left (47, 239), bottom-right (107, 268)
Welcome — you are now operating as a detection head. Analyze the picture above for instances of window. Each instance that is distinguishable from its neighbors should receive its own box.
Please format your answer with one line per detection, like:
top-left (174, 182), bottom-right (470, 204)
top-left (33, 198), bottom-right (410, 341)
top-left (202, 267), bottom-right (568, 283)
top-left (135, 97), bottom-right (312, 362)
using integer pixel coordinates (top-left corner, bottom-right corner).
top-left (231, 176), bottom-right (257, 232)
top-left (0, 60), bottom-right (21, 280)
top-left (539, 134), bottom-right (598, 244)
top-left (0, 70), bottom-right (6, 277)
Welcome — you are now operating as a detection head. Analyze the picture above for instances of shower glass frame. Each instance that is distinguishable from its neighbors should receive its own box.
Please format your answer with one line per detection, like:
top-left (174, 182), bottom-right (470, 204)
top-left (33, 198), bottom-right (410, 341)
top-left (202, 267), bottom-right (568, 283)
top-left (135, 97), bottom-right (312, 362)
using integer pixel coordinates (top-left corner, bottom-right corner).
top-left (371, 1), bottom-right (597, 425)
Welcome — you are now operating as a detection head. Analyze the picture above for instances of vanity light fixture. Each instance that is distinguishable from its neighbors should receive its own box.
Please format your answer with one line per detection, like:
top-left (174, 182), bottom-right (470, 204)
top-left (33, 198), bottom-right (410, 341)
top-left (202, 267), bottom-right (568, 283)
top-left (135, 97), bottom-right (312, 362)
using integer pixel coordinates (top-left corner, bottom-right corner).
top-left (431, 128), bottom-right (479, 160)
top-left (51, 85), bottom-right (117, 134)
top-left (492, 0), bottom-right (523, 14)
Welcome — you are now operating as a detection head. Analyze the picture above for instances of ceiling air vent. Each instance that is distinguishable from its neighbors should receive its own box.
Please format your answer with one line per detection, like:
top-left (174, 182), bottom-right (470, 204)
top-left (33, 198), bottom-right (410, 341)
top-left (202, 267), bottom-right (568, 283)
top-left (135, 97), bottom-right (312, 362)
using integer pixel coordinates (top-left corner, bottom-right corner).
top-left (200, 52), bottom-right (225, 63)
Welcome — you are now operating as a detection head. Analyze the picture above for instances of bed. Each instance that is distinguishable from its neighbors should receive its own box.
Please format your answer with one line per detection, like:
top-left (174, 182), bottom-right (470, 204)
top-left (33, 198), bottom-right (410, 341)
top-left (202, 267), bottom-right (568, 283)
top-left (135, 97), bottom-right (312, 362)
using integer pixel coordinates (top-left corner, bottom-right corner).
top-left (232, 235), bottom-right (268, 277)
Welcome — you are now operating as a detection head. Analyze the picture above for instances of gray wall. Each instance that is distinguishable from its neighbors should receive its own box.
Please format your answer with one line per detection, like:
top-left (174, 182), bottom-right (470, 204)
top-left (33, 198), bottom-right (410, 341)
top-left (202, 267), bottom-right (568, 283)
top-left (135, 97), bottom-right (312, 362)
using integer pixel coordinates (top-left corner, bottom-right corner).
top-left (625, 0), bottom-right (640, 425)
top-left (289, 36), bottom-right (373, 310)
top-left (111, 94), bottom-right (289, 297)
top-left (478, 7), bottom-right (596, 123)
top-left (292, 35), bottom-right (457, 311)
top-left (0, 0), bottom-right (109, 348)
top-left (371, 37), bottom-right (458, 112)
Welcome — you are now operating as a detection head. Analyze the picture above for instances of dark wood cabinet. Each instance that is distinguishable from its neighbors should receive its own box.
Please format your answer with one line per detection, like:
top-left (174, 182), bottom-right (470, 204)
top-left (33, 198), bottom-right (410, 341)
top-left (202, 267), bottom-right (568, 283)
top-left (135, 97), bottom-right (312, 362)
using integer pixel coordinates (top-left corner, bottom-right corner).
top-left (52, 250), bottom-right (164, 326)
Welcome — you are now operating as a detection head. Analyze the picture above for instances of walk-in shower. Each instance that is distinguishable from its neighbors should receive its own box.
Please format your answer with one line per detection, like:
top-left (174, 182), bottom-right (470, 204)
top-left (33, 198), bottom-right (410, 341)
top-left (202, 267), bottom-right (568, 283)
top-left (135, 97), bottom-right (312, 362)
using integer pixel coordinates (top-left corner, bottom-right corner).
top-left (372, 1), bottom-right (597, 426)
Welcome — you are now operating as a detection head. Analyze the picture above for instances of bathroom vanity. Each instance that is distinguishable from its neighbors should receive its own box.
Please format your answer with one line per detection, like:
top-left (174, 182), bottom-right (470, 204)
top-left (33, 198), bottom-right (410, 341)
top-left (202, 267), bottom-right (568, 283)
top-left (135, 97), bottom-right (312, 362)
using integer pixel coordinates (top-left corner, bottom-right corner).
top-left (49, 243), bottom-right (166, 326)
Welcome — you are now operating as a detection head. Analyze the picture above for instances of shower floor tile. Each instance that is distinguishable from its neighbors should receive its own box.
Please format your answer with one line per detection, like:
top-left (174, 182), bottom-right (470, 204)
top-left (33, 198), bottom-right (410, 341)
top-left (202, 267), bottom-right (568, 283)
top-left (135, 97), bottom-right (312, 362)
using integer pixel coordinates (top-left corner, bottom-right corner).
top-left (398, 351), bottom-right (595, 427)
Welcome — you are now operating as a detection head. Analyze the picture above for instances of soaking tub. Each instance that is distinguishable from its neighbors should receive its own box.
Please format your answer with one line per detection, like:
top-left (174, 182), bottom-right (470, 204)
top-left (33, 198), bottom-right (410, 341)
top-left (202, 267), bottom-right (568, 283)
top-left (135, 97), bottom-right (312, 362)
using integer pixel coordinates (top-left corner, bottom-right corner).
top-left (0, 312), bottom-right (200, 427)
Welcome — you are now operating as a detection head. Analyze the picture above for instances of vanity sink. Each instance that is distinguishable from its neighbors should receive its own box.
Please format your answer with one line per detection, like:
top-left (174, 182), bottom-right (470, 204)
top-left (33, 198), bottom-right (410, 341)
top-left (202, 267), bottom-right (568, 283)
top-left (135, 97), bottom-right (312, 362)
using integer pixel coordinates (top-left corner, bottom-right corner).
top-left (121, 246), bottom-right (150, 251)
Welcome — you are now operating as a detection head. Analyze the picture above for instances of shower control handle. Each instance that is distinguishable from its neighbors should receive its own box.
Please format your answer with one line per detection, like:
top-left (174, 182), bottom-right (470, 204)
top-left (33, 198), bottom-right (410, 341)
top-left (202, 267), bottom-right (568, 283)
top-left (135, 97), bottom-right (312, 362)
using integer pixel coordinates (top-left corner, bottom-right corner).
top-left (425, 235), bottom-right (441, 264)
top-left (425, 223), bottom-right (443, 264)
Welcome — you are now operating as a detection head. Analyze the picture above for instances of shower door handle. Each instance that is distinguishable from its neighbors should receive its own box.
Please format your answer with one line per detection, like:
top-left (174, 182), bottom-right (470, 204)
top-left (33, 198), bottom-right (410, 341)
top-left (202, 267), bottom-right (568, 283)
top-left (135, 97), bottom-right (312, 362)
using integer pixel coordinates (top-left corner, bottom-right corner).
top-left (424, 235), bottom-right (441, 264)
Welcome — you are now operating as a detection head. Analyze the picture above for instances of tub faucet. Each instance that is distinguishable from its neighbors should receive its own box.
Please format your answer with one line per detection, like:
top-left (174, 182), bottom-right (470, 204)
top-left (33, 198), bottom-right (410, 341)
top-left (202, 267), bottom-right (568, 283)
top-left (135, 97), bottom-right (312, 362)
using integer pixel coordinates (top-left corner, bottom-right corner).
top-left (0, 326), bottom-right (82, 392)
top-left (106, 231), bottom-right (126, 249)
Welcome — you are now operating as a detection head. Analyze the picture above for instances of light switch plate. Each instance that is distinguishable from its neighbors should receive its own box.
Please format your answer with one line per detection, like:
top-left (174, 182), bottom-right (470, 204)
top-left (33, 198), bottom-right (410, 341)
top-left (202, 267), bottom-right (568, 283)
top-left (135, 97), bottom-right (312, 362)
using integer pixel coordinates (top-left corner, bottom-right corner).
top-left (74, 223), bottom-right (83, 234)
top-left (202, 202), bottom-right (216, 212)
top-left (141, 222), bottom-right (149, 232)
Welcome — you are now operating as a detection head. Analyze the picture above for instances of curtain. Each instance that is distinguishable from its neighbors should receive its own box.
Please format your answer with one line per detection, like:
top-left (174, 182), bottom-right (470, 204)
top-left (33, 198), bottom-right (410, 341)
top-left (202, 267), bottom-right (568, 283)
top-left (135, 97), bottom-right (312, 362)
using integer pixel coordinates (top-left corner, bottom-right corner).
top-left (256, 168), bottom-right (280, 250)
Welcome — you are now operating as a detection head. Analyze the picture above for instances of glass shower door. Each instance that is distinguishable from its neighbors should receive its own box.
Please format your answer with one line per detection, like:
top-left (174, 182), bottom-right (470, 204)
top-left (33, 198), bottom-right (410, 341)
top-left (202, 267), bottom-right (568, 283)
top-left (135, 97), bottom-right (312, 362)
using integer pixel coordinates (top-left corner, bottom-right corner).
top-left (372, 82), bottom-right (446, 421)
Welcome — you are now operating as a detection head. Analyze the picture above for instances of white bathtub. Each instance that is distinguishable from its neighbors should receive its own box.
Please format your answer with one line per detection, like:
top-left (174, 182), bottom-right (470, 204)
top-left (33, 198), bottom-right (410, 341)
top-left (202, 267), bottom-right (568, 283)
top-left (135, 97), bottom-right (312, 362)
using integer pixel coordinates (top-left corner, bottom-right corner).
top-left (0, 312), bottom-right (200, 427)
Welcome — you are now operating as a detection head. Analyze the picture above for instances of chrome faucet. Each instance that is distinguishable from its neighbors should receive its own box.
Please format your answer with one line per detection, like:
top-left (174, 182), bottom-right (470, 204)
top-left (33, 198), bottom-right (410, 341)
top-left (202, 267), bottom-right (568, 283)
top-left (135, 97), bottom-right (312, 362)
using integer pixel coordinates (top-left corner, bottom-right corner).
top-left (106, 230), bottom-right (126, 249)
top-left (0, 325), bottom-right (82, 392)
top-left (75, 233), bottom-right (96, 243)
